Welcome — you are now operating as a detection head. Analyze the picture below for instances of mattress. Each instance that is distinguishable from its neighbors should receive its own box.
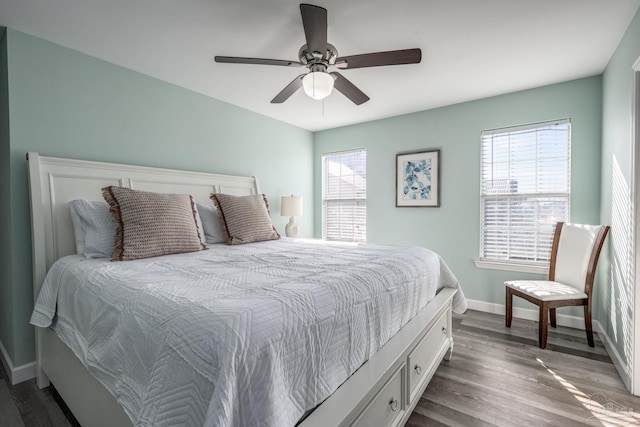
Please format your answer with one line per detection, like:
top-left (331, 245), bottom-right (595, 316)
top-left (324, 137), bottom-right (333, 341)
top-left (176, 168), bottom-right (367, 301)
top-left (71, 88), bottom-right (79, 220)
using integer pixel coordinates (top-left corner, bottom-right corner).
top-left (31, 238), bottom-right (466, 427)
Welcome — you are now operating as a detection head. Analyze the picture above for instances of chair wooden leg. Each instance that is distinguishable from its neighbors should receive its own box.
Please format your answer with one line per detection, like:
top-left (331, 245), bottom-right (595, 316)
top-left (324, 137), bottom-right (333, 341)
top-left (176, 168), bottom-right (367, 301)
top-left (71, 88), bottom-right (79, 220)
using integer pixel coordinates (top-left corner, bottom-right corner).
top-left (505, 287), bottom-right (513, 328)
top-left (550, 308), bottom-right (556, 328)
top-left (539, 302), bottom-right (549, 349)
top-left (584, 305), bottom-right (594, 347)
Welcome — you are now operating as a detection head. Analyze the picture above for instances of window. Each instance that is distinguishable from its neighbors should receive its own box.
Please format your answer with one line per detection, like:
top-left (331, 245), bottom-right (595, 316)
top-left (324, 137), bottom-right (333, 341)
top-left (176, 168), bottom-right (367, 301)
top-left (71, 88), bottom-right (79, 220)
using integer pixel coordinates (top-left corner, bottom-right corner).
top-left (480, 119), bottom-right (571, 267)
top-left (322, 149), bottom-right (366, 242)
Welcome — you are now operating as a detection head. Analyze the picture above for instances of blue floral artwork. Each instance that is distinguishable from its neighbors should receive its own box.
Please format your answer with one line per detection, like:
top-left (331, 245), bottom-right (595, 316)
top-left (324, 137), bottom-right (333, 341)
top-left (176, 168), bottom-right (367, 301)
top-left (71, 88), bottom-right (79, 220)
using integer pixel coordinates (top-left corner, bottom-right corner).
top-left (396, 149), bottom-right (439, 207)
top-left (403, 159), bottom-right (432, 200)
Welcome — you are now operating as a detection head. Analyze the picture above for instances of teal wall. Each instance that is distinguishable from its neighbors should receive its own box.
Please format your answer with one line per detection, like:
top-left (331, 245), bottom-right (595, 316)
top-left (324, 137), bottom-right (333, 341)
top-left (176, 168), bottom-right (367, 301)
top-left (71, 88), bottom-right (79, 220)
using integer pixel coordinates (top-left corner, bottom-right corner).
top-left (599, 8), bottom-right (640, 369)
top-left (314, 77), bottom-right (603, 312)
top-left (3, 14), bottom-right (637, 371)
top-left (3, 29), bottom-right (314, 366)
top-left (0, 31), bottom-right (13, 361)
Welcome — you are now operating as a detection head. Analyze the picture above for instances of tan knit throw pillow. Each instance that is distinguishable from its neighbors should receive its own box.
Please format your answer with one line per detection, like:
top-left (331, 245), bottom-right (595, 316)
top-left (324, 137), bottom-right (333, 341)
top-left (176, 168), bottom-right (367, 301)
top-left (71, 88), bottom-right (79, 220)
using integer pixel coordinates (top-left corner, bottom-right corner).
top-left (102, 186), bottom-right (205, 261)
top-left (211, 193), bottom-right (280, 245)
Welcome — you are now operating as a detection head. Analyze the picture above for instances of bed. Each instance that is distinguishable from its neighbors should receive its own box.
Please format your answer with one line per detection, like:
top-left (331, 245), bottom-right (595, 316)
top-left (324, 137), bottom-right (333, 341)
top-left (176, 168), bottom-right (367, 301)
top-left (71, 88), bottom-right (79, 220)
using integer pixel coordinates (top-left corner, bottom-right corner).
top-left (27, 152), bottom-right (467, 427)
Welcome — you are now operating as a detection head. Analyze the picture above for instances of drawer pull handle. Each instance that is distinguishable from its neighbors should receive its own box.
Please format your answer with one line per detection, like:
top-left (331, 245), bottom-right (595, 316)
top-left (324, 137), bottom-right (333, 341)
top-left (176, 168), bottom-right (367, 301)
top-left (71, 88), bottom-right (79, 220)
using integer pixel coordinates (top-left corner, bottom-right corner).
top-left (414, 364), bottom-right (422, 375)
top-left (442, 326), bottom-right (448, 335)
top-left (389, 397), bottom-right (398, 412)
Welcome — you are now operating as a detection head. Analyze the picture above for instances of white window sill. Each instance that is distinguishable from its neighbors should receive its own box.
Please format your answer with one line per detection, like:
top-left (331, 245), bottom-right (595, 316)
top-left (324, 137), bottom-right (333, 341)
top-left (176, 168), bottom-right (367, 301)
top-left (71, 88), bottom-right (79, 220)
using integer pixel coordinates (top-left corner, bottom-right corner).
top-left (474, 260), bottom-right (548, 275)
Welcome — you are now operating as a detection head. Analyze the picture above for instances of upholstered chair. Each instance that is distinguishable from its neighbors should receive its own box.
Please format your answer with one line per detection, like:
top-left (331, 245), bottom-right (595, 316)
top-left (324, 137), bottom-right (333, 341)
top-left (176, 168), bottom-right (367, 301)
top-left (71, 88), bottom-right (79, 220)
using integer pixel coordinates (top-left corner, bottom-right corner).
top-left (505, 222), bottom-right (609, 349)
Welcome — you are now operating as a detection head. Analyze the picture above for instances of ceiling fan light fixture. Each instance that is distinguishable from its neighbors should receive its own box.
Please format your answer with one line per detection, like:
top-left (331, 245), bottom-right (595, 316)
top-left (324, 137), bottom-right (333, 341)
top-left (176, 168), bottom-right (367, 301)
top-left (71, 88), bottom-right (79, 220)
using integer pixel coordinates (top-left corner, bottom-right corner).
top-left (302, 71), bottom-right (334, 100)
top-left (216, 4), bottom-right (421, 105)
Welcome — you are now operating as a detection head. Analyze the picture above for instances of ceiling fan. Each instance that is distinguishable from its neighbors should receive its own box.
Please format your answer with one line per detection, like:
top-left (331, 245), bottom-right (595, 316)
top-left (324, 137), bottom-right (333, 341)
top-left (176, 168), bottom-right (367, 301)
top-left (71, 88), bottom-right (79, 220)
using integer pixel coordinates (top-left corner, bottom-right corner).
top-left (214, 3), bottom-right (422, 105)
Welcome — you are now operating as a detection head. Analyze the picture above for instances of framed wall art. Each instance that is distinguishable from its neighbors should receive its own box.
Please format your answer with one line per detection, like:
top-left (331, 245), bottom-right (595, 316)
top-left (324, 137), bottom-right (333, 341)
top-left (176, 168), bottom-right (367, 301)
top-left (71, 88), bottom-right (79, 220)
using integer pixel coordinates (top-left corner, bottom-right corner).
top-left (396, 149), bottom-right (440, 207)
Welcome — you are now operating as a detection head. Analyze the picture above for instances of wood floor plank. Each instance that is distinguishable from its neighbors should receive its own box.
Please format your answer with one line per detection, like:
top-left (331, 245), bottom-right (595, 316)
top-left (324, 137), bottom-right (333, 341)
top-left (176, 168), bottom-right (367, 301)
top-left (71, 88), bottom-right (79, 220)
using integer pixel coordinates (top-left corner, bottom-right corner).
top-left (454, 327), bottom-right (617, 382)
top-left (422, 374), bottom-right (591, 427)
top-left (406, 310), bottom-right (640, 427)
top-left (456, 322), bottom-right (611, 363)
top-left (461, 309), bottom-right (594, 340)
top-left (464, 315), bottom-right (610, 356)
top-left (11, 381), bottom-right (73, 427)
top-left (0, 353), bottom-right (74, 427)
top-left (451, 333), bottom-right (621, 390)
top-left (452, 329), bottom-right (615, 385)
top-left (410, 396), bottom-right (496, 427)
top-left (459, 309), bottom-right (609, 352)
top-left (0, 379), bottom-right (26, 427)
top-left (433, 364), bottom-right (617, 425)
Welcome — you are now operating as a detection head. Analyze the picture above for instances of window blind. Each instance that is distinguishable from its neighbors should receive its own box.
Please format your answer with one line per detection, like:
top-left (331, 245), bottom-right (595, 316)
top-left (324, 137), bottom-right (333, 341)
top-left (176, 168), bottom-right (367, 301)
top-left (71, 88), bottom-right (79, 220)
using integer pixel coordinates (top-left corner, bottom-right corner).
top-left (322, 149), bottom-right (366, 242)
top-left (480, 119), bottom-right (571, 264)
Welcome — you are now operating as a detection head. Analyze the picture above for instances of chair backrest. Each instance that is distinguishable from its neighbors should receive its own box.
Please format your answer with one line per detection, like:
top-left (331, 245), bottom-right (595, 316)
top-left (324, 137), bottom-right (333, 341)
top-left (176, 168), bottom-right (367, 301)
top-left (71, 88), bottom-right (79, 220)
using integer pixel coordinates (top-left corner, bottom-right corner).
top-left (549, 222), bottom-right (610, 294)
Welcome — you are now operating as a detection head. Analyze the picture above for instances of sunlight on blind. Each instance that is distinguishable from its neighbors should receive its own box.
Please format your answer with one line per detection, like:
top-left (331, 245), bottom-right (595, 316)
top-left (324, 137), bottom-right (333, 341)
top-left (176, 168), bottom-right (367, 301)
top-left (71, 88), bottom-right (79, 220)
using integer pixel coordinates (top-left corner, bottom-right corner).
top-left (480, 119), bottom-right (571, 264)
top-left (322, 149), bottom-right (366, 242)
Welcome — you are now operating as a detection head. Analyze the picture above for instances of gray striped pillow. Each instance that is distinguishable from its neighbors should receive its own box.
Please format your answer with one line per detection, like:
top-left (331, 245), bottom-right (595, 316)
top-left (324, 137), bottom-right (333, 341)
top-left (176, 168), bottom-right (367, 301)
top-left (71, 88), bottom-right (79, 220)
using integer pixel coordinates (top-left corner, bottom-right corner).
top-left (102, 186), bottom-right (205, 261)
top-left (211, 193), bottom-right (280, 245)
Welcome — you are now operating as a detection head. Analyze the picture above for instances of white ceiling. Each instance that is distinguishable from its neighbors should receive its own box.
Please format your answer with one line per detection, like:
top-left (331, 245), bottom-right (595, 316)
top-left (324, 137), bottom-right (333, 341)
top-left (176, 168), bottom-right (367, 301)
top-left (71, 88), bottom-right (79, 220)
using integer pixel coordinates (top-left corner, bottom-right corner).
top-left (1, 0), bottom-right (639, 131)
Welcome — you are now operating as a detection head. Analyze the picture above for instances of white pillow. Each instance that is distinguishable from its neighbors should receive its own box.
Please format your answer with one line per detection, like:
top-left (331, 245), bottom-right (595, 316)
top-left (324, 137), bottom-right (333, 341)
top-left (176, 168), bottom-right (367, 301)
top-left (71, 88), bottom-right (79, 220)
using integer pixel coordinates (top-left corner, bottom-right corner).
top-left (69, 207), bottom-right (86, 255)
top-left (192, 202), bottom-right (208, 247)
top-left (196, 202), bottom-right (226, 244)
top-left (68, 199), bottom-right (117, 258)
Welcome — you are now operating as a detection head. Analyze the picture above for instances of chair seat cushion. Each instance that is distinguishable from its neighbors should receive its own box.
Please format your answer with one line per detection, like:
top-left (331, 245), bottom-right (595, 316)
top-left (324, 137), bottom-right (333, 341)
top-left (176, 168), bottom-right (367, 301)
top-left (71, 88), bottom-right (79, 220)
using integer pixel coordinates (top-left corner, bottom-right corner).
top-left (505, 280), bottom-right (588, 301)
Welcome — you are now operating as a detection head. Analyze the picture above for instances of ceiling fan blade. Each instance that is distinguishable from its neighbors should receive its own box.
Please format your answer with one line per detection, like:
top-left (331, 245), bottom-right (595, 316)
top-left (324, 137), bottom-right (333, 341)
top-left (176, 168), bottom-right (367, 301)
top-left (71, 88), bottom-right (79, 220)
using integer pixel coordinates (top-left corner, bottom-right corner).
top-left (215, 56), bottom-right (301, 67)
top-left (330, 72), bottom-right (370, 105)
top-left (336, 48), bottom-right (421, 69)
top-left (271, 74), bottom-right (306, 103)
top-left (300, 4), bottom-right (327, 57)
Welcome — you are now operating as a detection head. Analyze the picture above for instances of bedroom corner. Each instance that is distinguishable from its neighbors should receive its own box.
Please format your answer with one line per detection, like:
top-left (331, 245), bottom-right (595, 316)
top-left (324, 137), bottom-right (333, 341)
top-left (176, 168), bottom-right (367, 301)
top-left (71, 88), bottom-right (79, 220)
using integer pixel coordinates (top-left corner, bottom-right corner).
top-left (0, 27), bottom-right (16, 382)
top-left (1, 28), bottom-right (315, 374)
top-left (598, 5), bottom-right (640, 394)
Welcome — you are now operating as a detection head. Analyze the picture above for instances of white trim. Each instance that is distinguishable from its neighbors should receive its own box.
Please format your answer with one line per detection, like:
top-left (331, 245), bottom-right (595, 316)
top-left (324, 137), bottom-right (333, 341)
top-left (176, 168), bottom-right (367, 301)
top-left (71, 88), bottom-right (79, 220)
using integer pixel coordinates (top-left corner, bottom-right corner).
top-left (11, 362), bottom-right (36, 385)
top-left (481, 118), bottom-right (571, 135)
top-left (0, 338), bottom-right (37, 385)
top-left (596, 320), bottom-right (632, 392)
top-left (473, 260), bottom-right (548, 275)
top-left (632, 60), bottom-right (640, 395)
top-left (466, 299), bottom-right (585, 329)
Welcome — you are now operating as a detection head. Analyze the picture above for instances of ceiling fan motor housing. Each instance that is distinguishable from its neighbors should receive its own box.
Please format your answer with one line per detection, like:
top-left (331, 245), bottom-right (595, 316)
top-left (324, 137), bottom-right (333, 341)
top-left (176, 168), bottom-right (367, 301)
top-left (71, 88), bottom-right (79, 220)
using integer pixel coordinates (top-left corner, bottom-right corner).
top-left (298, 43), bottom-right (338, 68)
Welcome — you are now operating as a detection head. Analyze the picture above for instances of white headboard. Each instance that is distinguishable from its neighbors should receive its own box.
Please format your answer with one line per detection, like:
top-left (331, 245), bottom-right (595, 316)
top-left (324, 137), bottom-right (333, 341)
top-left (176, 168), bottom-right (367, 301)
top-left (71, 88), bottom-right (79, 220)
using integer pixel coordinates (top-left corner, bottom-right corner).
top-left (27, 152), bottom-right (260, 300)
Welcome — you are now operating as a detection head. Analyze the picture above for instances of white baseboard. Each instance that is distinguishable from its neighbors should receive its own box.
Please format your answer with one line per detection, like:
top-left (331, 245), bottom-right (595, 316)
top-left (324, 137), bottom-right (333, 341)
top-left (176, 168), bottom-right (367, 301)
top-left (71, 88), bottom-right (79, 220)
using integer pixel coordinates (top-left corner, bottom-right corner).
top-left (0, 338), bottom-right (36, 385)
top-left (594, 320), bottom-right (632, 392)
top-left (11, 362), bottom-right (36, 385)
top-left (466, 299), bottom-right (586, 329)
top-left (466, 299), bottom-right (634, 393)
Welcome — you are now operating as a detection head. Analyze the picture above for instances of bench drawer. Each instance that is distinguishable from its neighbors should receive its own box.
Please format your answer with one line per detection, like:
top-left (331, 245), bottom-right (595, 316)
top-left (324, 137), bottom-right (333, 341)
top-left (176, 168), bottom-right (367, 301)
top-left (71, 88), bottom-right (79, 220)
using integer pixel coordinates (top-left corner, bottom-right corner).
top-left (351, 364), bottom-right (405, 427)
top-left (407, 310), bottom-right (449, 402)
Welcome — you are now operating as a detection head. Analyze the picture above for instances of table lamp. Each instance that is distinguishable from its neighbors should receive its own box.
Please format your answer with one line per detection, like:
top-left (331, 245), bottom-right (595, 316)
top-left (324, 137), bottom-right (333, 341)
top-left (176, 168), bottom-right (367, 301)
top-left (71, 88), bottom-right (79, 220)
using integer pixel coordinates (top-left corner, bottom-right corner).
top-left (281, 195), bottom-right (303, 237)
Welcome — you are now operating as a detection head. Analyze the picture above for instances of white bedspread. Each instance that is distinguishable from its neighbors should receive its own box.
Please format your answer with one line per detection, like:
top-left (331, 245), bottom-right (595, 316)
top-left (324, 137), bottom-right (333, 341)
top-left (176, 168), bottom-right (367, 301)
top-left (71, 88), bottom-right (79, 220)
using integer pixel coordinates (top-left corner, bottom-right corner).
top-left (31, 238), bottom-right (466, 427)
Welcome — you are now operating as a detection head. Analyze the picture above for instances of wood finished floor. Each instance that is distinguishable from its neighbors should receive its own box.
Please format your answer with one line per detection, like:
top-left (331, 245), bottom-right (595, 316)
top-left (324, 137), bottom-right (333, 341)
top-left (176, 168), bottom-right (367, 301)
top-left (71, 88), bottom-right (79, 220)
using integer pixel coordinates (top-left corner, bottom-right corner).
top-left (408, 310), bottom-right (640, 427)
top-left (1, 309), bottom-right (639, 426)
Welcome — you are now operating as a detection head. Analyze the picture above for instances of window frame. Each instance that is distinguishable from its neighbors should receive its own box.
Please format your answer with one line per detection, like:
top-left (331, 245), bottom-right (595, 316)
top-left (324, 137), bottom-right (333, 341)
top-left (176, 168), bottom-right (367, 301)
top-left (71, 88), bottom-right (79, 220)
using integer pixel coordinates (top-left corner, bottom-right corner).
top-left (321, 149), bottom-right (367, 242)
top-left (475, 119), bottom-right (571, 274)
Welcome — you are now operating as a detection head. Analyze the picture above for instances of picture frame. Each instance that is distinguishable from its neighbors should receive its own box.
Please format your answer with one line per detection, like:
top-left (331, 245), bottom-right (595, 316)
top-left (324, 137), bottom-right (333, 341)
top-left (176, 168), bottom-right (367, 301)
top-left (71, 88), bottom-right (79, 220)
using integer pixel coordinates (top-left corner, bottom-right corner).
top-left (396, 149), bottom-right (440, 207)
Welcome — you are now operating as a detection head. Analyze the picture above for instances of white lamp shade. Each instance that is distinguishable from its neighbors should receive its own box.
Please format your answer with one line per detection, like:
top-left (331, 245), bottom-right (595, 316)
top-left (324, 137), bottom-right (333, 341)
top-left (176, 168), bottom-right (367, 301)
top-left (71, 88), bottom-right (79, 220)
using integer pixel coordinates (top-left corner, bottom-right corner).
top-left (302, 72), bottom-right (334, 100)
top-left (281, 195), bottom-right (303, 217)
